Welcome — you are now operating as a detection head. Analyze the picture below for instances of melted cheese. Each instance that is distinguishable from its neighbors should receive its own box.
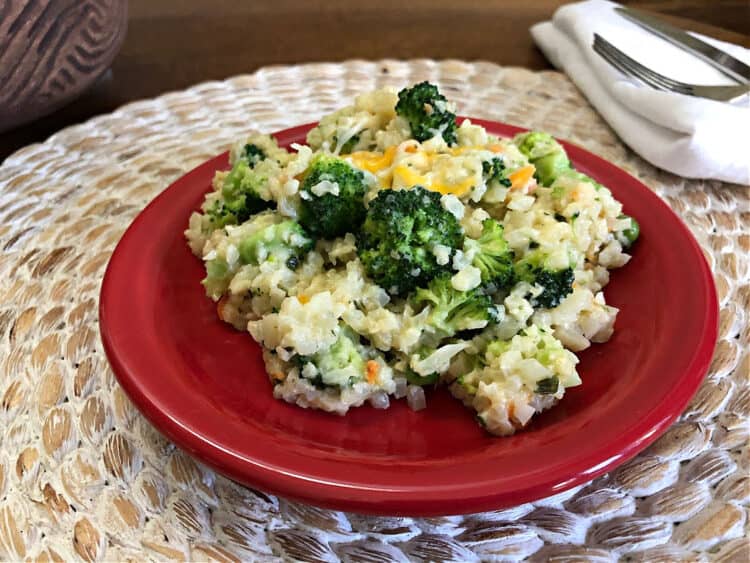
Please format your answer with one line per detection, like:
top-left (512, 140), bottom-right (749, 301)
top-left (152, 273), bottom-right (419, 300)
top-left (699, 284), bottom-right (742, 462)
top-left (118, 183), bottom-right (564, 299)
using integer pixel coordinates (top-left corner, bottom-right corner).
top-left (349, 146), bottom-right (396, 173)
top-left (348, 142), bottom-right (490, 197)
top-left (393, 165), bottom-right (429, 188)
top-left (431, 176), bottom-right (476, 196)
top-left (450, 145), bottom-right (482, 156)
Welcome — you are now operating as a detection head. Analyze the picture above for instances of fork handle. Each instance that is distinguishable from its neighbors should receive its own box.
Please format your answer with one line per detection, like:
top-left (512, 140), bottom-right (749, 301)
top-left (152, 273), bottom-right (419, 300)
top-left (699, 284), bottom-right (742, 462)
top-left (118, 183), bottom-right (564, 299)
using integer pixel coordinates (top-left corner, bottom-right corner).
top-left (692, 84), bottom-right (750, 102)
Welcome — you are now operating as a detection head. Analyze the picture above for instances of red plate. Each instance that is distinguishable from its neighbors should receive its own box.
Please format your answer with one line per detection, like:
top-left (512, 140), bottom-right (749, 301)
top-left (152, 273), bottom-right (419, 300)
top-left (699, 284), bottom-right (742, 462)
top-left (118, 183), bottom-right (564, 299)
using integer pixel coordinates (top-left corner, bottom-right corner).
top-left (100, 119), bottom-right (717, 516)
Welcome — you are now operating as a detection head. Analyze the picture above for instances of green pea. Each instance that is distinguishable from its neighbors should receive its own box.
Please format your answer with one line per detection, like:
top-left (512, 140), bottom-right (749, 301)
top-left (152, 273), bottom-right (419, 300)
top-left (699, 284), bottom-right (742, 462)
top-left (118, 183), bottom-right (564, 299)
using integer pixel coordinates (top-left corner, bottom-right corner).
top-left (619, 215), bottom-right (640, 247)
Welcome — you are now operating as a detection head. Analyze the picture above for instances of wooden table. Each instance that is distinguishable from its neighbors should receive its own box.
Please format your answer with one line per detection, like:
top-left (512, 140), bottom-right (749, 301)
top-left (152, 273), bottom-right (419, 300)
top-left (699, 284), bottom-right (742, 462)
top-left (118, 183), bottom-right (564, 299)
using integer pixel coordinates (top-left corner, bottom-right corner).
top-left (0, 0), bottom-right (747, 163)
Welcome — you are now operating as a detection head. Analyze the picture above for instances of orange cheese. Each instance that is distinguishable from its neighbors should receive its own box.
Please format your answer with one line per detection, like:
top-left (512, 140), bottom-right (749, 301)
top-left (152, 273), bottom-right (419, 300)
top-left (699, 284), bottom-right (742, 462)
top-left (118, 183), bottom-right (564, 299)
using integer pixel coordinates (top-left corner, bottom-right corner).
top-left (349, 146), bottom-right (397, 174)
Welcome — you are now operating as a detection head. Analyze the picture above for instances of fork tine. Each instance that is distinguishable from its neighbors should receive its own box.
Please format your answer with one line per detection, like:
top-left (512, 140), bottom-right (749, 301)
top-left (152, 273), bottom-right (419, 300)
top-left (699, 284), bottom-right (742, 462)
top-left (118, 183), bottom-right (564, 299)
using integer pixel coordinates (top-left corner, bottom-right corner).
top-left (593, 34), bottom-right (692, 94)
top-left (593, 33), bottom-right (749, 101)
top-left (615, 51), bottom-right (693, 94)
top-left (592, 35), bottom-right (667, 86)
top-left (593, 38), bottom-right (673, 91)
top-left (593, 38), bottom-right (670, 91)
top-left (592, 40), bottom-right (642, 81)
top-left (594, 37), bottom-right (679, 90)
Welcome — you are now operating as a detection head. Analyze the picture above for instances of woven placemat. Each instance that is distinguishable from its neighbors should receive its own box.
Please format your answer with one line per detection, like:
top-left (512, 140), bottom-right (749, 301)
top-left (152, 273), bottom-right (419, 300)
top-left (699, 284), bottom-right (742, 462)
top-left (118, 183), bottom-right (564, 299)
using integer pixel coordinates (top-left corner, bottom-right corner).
top-left (0, 60), bottom-right (747, 562)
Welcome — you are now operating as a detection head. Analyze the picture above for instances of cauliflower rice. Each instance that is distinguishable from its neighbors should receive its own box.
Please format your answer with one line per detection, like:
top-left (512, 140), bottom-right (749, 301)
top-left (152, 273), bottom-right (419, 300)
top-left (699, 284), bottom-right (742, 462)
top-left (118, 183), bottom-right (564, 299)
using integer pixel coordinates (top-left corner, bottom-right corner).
top-left (185, 83), bottom-right (638, 436)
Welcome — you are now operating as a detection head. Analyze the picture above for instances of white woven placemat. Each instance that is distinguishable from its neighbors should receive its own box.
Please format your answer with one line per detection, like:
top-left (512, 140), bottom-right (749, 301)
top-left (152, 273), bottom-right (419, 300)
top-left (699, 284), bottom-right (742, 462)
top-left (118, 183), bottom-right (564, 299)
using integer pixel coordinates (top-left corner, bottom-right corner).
top-left (0, 60), bottom-right (747, 562)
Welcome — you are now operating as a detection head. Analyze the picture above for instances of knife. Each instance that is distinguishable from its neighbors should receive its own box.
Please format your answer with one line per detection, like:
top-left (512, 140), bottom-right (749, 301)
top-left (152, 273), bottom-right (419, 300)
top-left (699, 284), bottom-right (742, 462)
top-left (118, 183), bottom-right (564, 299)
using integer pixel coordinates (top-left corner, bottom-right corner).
top-left (615, 7), bottom-right (750, 83)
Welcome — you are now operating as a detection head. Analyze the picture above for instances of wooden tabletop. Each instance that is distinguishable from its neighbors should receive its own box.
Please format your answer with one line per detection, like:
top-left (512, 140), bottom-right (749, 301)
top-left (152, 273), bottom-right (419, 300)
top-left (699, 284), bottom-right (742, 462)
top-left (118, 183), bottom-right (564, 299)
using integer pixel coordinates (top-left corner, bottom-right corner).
top-left (1, 0), bottom-right (747, 163)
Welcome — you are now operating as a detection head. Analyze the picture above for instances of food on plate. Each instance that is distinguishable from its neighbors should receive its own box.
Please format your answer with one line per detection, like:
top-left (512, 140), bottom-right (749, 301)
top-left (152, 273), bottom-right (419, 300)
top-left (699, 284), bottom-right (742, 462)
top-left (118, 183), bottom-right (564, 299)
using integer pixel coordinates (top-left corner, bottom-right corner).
top-left (185, 82), bottom-right (639, 435)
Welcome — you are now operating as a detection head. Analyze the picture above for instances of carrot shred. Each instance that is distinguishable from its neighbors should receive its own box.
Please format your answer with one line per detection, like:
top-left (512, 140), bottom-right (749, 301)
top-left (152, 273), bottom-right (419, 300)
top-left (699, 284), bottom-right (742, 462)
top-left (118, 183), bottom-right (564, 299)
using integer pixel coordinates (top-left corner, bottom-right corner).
top-left (509, 165), bottom-right (535, 190)
top-left (365, 360), bottom-right (379, 384)
top-left (486, 143), bottom-right (505, 153)
top-left (297, 294), bottom-right (310, 304)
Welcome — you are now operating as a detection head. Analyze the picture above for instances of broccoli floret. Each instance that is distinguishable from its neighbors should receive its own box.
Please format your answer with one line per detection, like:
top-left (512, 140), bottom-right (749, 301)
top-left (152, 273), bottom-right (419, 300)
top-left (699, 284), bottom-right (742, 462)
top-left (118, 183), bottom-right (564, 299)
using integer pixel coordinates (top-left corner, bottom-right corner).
top-left (202, 258), bottom-right (231, 298)
top-left (536, 376), bottom-right (560, 394)
top-left (513, 251), bottom-right (574, 309)
top-left (405, 370), bottom-right (439, 386)
top-left (357, 186), bottom-right (463, 296)
top-left (402, 346), bottom-right (443, 386)
top-left (412, 274), bottom-right (498, 338)
top-left (617, 214), bottom-right (640, 249)
top-left (202, 213), bottom-right (312, 299)
top-left (465, 218), bottom-right (514, 288)
top-left (557, 169), bottom-right (603, 190)
top-left (207, 160), bottom-right (273, 227)
top-left (484, 325), bottom-right (580, 390)
top-left (299, 327), bottom-right (366, 388)
top-left (513, 131), bottom-right (571, 187)
top-left (332, 133), bottom-right (360, 154)
top-left (242, 143), bottom-right (266, 166)
top-left (395, 81), bottom-right (458, 145)
top-left (238, 219), bottom-right (313, 269)
top-left (298, 154), bottom-right (367, 239)
top-left (482, 158), bottom-right (512, 188)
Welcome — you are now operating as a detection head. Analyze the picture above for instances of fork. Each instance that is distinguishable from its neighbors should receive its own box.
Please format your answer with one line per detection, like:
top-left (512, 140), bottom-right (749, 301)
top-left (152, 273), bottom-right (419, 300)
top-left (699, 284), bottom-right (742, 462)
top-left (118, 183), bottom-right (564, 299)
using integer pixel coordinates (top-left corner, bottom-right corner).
top-left (592, 33), bottom-right (750, 102)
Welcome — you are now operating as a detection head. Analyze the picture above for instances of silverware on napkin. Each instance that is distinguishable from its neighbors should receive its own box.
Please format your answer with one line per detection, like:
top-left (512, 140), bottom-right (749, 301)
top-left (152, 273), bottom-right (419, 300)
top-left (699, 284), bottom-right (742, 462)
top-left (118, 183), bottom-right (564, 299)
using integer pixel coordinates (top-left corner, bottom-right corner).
top-left (593, 34), bottom-right (750, 102)
top-left (615, 7), bottom-right (750, 83)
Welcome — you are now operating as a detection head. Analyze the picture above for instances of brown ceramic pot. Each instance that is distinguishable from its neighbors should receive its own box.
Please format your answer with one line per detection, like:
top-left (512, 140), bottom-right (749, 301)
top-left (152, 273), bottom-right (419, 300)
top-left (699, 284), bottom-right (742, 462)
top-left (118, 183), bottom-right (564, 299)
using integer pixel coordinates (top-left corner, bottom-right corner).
top-left (0, 0), bottom-right (128, 133)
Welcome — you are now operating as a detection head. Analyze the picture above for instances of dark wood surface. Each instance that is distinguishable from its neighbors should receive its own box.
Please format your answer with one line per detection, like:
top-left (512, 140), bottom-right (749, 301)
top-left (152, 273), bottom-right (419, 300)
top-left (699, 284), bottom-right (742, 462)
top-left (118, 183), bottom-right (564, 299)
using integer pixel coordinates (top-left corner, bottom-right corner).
top-left (1, 0), bottom-right (748, 163)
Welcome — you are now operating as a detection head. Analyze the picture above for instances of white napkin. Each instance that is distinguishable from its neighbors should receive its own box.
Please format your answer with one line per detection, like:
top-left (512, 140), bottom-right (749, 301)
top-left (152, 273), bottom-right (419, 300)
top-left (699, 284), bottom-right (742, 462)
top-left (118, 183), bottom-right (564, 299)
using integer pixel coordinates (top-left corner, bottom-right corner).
top-left (531, 0), bottom-right (750, 185)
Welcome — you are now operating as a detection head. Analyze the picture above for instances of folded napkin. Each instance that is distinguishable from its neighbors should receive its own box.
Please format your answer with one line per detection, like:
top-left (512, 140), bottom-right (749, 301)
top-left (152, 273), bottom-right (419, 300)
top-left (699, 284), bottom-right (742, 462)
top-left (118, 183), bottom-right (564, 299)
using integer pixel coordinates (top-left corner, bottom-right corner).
top-left (532, 0), bottom-right (750, 185)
